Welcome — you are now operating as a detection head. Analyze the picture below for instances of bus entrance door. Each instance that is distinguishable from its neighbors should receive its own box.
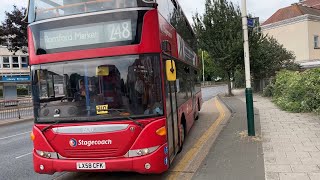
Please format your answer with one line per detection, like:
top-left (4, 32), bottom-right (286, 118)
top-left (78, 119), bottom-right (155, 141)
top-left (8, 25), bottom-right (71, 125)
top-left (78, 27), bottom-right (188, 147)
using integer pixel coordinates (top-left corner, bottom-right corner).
top-left (164, 67), bottom-right (179, 163)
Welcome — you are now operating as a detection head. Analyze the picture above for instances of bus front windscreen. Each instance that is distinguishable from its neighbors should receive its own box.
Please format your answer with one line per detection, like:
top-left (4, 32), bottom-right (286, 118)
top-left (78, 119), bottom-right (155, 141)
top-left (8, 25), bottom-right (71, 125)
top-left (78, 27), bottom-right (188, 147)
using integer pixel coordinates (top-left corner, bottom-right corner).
top-left (28, 0), bottom-right (154, 22)
top-left (31, 54), bottom-right (164, 123)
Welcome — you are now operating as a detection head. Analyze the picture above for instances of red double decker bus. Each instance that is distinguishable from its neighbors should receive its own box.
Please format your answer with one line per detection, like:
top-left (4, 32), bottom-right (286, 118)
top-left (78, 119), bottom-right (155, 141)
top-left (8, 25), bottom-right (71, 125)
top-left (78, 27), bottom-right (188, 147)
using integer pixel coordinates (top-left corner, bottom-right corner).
top-left (27, 0), bottom-right (202, 174)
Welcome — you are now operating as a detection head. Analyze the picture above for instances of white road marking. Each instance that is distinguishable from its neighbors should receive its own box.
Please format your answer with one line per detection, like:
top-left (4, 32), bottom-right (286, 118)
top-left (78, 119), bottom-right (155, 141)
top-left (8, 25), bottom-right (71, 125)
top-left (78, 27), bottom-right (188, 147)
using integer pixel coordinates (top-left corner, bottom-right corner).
top-left (15, 152), bottom-right (32, 159)
top-left (0, 131), bottom-right (31, 140)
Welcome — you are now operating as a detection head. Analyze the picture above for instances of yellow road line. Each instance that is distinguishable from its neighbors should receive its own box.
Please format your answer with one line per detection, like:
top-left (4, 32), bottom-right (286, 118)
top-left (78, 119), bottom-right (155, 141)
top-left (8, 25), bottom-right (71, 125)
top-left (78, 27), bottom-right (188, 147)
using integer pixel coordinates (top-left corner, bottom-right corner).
top-left (167, 98), bottom-right (226, 180)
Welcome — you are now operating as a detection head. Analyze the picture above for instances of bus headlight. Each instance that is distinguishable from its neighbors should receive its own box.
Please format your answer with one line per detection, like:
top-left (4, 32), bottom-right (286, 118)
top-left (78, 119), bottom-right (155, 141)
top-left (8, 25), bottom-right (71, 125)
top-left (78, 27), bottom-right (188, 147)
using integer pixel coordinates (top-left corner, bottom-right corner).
top-left (127, 146), bottom-right (159, 157)
top-left (36, 150), bottom-right (58, 159)
top-left (137, 148), bottom-right (149, 156)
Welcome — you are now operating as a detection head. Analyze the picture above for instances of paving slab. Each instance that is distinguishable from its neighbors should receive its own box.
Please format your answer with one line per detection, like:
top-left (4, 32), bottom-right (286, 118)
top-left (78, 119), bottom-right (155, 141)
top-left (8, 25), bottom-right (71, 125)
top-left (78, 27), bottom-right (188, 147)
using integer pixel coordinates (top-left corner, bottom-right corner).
top-left (250, 94), bottom-right (320, 180)
top-left (192, 96), bottom-right (265, 180)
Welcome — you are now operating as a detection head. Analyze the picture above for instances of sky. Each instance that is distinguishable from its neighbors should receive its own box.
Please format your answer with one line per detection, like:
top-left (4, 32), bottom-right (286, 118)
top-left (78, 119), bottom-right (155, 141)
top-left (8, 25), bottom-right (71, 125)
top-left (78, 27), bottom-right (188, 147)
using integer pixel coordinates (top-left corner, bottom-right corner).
top-left (179, 0), bottom-right (298, 23)
top-left (0, 0), bottom-right (298, 23)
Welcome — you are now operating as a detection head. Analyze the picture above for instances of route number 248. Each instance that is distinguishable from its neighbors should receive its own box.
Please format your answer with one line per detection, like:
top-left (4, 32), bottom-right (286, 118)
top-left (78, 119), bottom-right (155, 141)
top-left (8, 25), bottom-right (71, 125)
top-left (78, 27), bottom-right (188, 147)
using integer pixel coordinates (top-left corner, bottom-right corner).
top-left (110, 21), bottom-right (132, 41)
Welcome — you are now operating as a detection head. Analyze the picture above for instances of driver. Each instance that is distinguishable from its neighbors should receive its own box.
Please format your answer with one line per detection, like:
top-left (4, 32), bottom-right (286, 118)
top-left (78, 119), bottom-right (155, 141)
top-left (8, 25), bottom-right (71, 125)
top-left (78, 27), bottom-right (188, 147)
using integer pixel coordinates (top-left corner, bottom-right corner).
top-left (79, 80), bottom-right (86, 97)
top-left (144, 102), bottom-right (163, 115)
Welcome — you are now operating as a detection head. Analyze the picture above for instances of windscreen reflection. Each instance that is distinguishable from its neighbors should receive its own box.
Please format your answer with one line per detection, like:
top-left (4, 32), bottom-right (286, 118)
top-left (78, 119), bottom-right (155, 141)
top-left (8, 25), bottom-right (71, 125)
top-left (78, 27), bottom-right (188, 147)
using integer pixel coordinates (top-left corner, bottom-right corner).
top-left (31, 54), bottom-right (163, 123)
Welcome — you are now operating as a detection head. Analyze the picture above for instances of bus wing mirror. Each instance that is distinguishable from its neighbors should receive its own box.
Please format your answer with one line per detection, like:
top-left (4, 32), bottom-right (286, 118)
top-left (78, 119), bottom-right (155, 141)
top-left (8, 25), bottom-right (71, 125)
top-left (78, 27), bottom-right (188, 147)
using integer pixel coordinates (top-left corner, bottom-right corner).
top-left (22, 0), bottom-right (30, 22)
top-left (166, 60), bottom-right (176, 81)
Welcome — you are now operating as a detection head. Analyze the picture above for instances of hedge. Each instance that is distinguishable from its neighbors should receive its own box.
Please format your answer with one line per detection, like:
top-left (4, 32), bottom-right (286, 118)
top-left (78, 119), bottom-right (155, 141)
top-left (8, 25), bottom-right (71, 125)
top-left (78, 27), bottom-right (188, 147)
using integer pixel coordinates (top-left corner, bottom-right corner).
top-left (17, 88), bottom-right (29, 96)
top-left (263, 68), bottom-right (320, 114)
top-left (0, 88), bottom-right (29, 98)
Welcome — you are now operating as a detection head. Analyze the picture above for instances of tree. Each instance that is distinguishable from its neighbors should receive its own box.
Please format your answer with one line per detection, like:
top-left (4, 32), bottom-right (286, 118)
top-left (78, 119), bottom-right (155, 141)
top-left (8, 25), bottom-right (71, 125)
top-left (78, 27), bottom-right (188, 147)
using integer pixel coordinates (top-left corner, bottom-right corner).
top-left (194, 0), bottom-right (299, 94)
top-left (248, 23), bottom-right (297, 81)
top-left (199, 50), bottom-right (226, 81)
top-left (194, 0), bottom-right (244, 96)
top-left (0, 5), bottom-right (28, 53)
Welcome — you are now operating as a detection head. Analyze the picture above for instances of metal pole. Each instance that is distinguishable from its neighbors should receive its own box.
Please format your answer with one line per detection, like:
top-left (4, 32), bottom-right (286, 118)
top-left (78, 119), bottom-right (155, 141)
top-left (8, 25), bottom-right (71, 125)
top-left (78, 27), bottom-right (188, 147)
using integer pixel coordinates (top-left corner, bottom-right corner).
top-left (241, 0), bottom-right (255, 136)
top-left (202, 51), bottom-right (205, 82)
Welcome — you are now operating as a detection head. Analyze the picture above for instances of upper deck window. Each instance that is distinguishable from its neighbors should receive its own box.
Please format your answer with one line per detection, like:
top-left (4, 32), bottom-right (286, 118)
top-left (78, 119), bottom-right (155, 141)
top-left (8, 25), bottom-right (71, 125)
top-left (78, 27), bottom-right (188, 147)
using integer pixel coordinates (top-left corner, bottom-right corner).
top-left (28, 0), bottom-right (153, 22)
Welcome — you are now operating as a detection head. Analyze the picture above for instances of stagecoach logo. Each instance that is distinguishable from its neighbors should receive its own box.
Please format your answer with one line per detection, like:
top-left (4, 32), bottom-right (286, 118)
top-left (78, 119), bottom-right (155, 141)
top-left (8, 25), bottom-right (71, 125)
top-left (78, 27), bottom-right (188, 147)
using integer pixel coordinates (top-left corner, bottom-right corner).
top-left (69, 138), bottom-right (113, 147)
top-left (69, 138), bottom-right (77, 147)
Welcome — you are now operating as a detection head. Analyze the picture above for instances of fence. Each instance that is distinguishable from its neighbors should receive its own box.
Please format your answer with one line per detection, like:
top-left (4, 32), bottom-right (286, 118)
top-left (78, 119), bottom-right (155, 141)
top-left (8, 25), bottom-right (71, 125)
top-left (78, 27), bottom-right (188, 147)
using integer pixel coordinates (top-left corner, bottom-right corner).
top-left (201, 81), bottom-right (226, 87)
top-left (252, 78), bottom-right (273, 92)
top-left (0, 99), bottom-right (34, 120)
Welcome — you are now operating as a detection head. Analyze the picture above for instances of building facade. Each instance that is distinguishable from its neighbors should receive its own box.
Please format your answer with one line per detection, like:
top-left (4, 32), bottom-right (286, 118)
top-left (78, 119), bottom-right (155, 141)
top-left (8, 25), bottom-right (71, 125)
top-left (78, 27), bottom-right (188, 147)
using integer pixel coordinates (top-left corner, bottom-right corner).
top-left (0, 46), bottom-right (30, 100)
top-left (261, 1), bottom-right (320, 68)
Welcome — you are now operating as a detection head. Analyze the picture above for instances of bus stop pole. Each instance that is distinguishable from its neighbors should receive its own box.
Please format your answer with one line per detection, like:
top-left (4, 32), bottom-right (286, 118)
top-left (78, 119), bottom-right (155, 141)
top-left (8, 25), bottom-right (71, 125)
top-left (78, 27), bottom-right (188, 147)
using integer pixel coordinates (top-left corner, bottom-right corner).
top-left (241, 0), bottom-right (255, 136)
top-left (202, 51), bottom-right (205, 82)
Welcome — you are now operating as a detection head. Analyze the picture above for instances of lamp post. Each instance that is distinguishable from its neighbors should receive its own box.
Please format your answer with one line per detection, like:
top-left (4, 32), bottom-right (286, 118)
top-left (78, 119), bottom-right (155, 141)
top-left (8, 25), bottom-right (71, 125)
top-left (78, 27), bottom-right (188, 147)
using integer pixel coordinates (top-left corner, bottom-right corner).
top-left (241, 0), bottom-right (255, 136)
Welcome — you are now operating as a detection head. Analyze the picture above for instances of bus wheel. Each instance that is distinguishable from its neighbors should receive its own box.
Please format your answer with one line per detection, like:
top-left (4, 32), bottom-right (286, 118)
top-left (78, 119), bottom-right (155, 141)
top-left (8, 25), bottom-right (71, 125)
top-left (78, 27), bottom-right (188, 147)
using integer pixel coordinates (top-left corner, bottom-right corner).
top-left (178, 123), bottom-right (185, 153)
top-left (195, 100), bottom-right (200, 120)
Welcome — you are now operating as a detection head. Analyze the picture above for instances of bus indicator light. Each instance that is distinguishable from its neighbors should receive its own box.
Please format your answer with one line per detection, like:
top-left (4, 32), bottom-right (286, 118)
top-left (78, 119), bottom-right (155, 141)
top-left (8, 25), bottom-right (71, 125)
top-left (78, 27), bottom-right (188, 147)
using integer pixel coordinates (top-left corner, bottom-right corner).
top-left (30, 132), bottom-right (35, 141)
top-left (156, 127), bottom-right (166, 136)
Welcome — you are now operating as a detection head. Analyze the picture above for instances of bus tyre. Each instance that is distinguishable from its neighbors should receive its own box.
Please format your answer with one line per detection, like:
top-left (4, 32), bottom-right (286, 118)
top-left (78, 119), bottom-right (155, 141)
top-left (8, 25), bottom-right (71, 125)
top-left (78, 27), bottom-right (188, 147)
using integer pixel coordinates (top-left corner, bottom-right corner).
top-left (195, 100), bottom-right (200, 120)
top-left (178, 123), bottom-right (185, 153)
top-left (195, 113), bottom-right (199, 120)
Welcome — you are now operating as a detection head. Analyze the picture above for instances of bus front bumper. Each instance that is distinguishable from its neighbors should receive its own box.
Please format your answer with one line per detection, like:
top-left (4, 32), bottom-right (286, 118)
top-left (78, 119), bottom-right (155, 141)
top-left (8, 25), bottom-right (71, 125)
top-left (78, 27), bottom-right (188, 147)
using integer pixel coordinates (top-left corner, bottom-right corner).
top-left (33, 144), bottom-right (169, 174)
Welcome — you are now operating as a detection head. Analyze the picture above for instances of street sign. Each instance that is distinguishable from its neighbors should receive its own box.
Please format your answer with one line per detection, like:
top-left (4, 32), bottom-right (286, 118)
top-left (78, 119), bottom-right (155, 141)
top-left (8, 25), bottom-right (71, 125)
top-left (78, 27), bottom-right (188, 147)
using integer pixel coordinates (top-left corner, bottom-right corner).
top-left (0, 76), bottom-right (30, 82)
top-left (247, 18), bottom-right (255, 28)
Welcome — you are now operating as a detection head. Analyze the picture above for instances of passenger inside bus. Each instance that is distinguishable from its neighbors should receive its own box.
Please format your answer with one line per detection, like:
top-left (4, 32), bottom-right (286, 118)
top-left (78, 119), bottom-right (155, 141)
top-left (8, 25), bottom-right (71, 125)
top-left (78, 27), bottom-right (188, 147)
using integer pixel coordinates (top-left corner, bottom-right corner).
top-left (134, 74), bottom-right (145, 105)
top-left (79, 80), bottom-right (86, 97)
top-left (144, 102), bottom-right (163, 115)
top-left (75, 79), bottom-right (98, 101)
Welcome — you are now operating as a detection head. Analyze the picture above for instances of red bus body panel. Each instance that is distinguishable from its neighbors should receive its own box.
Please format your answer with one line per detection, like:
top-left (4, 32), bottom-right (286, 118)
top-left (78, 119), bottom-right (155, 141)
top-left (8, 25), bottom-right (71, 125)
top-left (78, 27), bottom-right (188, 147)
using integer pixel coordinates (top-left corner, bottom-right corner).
top-left (33, 118), bottom-right (168, 174)
top-left (30, 8), bottom-right (202, 174)
top-left (33, 144), bottom-right (168, 174)
top-left (28, 10), bottom-right (161, 65)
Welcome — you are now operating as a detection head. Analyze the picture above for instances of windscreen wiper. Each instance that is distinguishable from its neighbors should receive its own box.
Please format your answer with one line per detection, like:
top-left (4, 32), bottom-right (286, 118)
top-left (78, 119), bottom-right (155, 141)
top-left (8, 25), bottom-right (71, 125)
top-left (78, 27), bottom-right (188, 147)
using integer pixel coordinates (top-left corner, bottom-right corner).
top-left (108, 109), bottom-right (144, 128)
top-left (41, 120), bottom-right (61, 133)
top-left (123, 115), bottom-right (144, 128)
top-left (41, 110), bottom-right (145, 132)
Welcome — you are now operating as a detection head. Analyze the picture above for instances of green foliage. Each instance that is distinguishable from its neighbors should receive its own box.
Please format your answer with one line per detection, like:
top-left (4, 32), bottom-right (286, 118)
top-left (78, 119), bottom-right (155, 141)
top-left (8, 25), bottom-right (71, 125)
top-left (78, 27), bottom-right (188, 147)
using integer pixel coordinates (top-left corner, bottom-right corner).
top-left (233, 68), bottom-right (245, 88)
top-left (194, 0), bottom-right (243, 95)
top-left (262, 80), bottom-right (275, 97)
top-left (0, 6), bottom-right (28, 53)
top-left (250, 36), bottom-right (299, 80)
top-left (17, 87), bottom-right (29, 96)
top-left (0, 88), bottom-right (28, 97)
top-left (199, 50), bottom-right (226, 81)
top-left (193, 0), bottom-right (298, 96)
top-left (271, 69), bottom-right (320, 113)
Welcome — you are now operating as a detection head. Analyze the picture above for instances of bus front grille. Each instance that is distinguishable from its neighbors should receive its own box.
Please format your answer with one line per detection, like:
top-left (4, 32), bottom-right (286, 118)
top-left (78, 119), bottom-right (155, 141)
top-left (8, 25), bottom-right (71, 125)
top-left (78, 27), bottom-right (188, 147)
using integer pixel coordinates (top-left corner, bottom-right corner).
top-left (63, 148), bottom-right (119, 158)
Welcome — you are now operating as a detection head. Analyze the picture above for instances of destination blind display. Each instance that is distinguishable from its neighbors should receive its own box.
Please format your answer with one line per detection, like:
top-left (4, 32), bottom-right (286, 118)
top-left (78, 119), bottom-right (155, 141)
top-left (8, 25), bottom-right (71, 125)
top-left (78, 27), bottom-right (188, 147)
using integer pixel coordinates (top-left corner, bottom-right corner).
top-left (40, 20), bottom-right (133, 50)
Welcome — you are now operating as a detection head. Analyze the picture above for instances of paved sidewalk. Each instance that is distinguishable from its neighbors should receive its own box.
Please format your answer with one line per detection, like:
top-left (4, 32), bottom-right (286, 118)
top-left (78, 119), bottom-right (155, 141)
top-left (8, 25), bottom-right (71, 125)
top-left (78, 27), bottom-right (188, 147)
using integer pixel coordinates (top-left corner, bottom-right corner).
top-left (252, 95), bottom-right (320, 180)
top-left (193, 94), bottom-right (265, 180)
top-left (181, 89), bottom-right (320, 180)
top-left (231, 89), bottom-right (320, 180)
top-left (0, 116), bottom-right (33, 126)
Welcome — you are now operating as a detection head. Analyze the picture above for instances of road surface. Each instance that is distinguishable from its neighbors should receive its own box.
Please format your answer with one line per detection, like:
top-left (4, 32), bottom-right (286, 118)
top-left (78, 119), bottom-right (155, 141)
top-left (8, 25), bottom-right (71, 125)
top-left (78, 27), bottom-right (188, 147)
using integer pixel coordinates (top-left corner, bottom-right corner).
top-left (0, 85), bottom-right (228, 180)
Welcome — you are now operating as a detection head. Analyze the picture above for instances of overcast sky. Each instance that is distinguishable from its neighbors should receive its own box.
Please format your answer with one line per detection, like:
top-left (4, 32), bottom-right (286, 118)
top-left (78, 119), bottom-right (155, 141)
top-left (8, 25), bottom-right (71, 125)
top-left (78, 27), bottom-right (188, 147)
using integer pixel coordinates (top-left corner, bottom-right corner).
top-left (0, 0), bottom-right (298, 23)
top-left (179, 0), bottom-right (298, 23)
